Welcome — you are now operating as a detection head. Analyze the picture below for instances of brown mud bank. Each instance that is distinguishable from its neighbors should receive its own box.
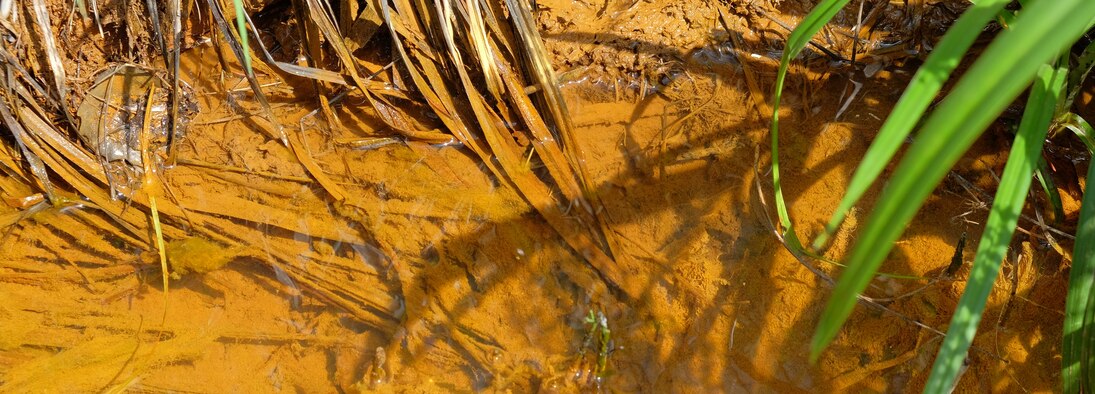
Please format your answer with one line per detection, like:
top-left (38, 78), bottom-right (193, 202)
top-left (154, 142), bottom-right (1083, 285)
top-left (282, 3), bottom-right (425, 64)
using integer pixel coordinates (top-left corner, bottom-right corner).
top-left (0, 0), bottom-right (1078, 392)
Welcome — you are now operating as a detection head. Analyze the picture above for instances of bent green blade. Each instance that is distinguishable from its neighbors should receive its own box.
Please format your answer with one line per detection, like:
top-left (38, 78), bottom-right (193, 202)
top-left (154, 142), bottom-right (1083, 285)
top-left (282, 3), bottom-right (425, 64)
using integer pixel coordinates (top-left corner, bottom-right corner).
top-left (770, 0), bottom-right (849, 245)
top-left (1034, 157), bottom-right (1066, 225)
top-left (810, 0), bottom-right (1095, 362)
top-left (924, 61), bottom-right (1066, 393)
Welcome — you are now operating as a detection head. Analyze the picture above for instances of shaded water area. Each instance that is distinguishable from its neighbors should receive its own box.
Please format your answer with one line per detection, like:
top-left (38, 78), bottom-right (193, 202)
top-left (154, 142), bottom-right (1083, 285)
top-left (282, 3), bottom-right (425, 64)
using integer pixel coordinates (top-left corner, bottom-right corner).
top-left (0, 0), bottom-right (1081, 392)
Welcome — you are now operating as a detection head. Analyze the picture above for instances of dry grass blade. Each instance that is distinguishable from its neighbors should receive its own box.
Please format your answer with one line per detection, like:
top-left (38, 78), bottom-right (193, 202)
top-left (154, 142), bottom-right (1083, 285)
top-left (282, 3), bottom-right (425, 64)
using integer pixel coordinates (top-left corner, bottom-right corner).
top-left (18, 96), bottom-right (106, 185)
top-left (87, 0), bottom-right (103, 37)
top-left (27, 0), bottom-right (75, 128)
top-left (0, 95), bottom-right (57, 201)
top-left (137, 82), bottom-right (171, 322)
top-left (242, 11), bottom-right (388, 89)
top-left (0, 0), bottom-right (408, 341)
top-left (397, 0), bottom-right (629, 296)
top-left (0, 47), bottom-right (50, 101)
top-left (464, 0), bottom-right (502, 99)
top-left (503, 0), bottom-right (589, 190)
top-left (298, 0), bottom-right (373, 85)
top-left (341, 0), bottom-right (384, 53)
top-left (15, 99), bottom-right (183, 239)
top-left (302, 0), bottom-right (452, 143)
top-left (493, 55), bottom-right (612, 250)
top-left (0, 0), bottom-right (12, 20)
top-left (18, 84), bottom-right (370, 246)
top-left (495, 0), bottom-right (620, 257)
top-left (144, 0), bottom-right (170, 70)
top-left (0, 136), bottom-right (32, 186)
top-left (166, 0), bottom-right (183, 163)
top-left (376, 0), bottom-right (489, 149)
top-left (0, 64), bottom-right (58, 202)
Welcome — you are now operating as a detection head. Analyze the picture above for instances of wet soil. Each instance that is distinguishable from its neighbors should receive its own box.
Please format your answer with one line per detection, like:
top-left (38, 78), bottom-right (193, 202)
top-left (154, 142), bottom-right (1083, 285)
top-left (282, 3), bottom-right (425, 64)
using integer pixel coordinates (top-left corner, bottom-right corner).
top-left (0, 0), bottom-right (1080, 392)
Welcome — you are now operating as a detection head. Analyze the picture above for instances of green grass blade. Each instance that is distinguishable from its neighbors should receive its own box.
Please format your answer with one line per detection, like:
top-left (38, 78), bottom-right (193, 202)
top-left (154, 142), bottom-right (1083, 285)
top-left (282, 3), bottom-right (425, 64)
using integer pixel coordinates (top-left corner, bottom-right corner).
top-left (810, 0), bottom-right (1009, 250)
top-left (1084, 284), bottom-right (1095, 391)
top-left (232, 0), bottom-right (253, 73)
top-left (1062, 113), bottom-right (1095, 153)
top-left (924, 61), bottom-right (1066, 393)
top-left (1064, 154), bottom-right (1095, 393)
top-left (769, 0), bottom-right (849, 247)
top-left (810, 0), bottom-right (1095, 362)
top-left (1063, 36), bottom-right (1095, 112)
top-left (1034, 156), bottom-right (1066, 224)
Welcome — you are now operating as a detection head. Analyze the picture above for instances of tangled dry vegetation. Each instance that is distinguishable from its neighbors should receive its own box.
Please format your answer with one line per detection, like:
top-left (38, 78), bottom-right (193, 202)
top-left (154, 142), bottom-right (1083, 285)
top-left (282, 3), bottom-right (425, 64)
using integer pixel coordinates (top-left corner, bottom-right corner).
top-left (0, 0), bottom-right (633, 388)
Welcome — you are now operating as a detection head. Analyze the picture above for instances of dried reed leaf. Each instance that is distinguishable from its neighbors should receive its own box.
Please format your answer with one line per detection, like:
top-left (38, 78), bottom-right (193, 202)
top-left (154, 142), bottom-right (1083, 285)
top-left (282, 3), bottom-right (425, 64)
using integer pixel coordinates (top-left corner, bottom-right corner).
top-left (494, 61), bottom-right (603, 230)
top-left (23, 99), bottom-right (373, 248)
top-left (503, 0), bottom-right (593, 192)
top-left (0, 333), bottom-right (213, 392)
top-left (27, 0), bottom-right (75, 128)
top-left (177, 223), bottom-right (397, 329)
top-left (368, 0), bottom-right (629, 293)
top-left (432, 0), bottom-right (631, 296)
top-left (494, 0), bottom-right (622, 258)
top-left (376, 0), bottom-right (485, 150)
top-left (0, 0), bottom-right (12, 20)
top-left (301, 0), bottom-right (376, 87)
top-left (242, 11), bottom-right (356, 86)
top-left (18, 95), bottom-right (105, 185)
top-left (166, 0), bottom-right (184, 162)
top-left (87, 0), bottom-right (103, 37)
top-left (0, 47), bottom-right (49, 101)
top-left (202, 1), bottom-right (384, 235)
top-left (0, 137), bottom-right (31, 184)
top-left (302, 0), bottom-right (441, 141)
top-left (344, 2), bottom-right (384, 53)
top-left (0, 86), bottom-right (57, 201)
top-left (180, 191), bottom-right (370, 244)
top-left (462, 0), bottom-right (502, 99)
top-left (242, 20), bottom-right (408, 102)
top-left (145, 0), bottom-right (170, 68)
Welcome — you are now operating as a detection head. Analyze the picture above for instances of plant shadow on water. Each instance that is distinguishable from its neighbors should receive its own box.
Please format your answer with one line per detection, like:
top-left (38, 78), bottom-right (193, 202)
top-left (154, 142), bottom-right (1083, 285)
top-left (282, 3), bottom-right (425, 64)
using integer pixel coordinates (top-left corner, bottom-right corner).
top-left (0, 0), bottom-right (1076, 392)
top-left (323, 28), bottom-right (1063, 391)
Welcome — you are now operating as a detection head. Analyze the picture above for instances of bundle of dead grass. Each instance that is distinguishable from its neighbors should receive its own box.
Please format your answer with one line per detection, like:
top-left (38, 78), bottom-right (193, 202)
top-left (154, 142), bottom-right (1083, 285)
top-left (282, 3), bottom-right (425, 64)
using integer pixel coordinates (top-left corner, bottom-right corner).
top-left (0, 0), bottom-right (631, 318)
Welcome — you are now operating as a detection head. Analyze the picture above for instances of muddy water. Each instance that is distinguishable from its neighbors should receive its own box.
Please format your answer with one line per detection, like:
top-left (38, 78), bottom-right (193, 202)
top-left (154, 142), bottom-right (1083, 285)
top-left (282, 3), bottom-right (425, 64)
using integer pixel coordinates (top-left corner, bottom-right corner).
top-left (0, 1), bottom-right (1074, 393)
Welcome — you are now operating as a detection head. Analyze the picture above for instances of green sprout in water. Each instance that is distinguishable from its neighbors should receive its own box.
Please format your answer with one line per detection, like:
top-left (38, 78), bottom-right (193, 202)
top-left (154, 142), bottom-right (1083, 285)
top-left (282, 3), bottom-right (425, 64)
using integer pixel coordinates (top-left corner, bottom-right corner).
top-left (582, 309), bottom-right (613, 379)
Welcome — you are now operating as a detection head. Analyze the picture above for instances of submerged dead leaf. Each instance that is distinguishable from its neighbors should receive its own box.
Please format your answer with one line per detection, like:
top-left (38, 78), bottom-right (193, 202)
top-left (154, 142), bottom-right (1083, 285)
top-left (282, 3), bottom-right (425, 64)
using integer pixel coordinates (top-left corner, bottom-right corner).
top-left (0, 332), bottom-right (213, 392)
top-left (75, 64), bottom-right (199, 199)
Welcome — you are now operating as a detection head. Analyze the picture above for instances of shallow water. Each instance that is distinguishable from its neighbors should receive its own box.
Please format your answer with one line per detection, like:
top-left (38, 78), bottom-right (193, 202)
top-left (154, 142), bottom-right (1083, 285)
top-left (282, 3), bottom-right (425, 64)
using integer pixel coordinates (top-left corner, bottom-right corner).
top-left (0, 0), bottom-right (1075, 392)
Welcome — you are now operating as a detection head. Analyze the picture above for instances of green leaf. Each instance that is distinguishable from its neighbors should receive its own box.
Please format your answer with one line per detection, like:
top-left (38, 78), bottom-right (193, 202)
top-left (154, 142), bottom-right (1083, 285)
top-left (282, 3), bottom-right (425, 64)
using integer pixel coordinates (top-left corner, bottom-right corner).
top-left (924, 60), bottom-right (1066, 393)
top-left (1064, 149), bottom-right (1095, 393)
top-left (810, 0), bottom-right (1095, 362)
top-left (1062, 36), bottom-right (1095, 113)
top-left (1061, 113), bottom-right (1095, 153)
top-left (769, 0), bottom-right (849, 244)
top-left (811, 0), bottom-right (1010, 250)
top-left (233, 0), bottom-right (252, 73)
top-left (1034, 157), bottom-right (1066, 224)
